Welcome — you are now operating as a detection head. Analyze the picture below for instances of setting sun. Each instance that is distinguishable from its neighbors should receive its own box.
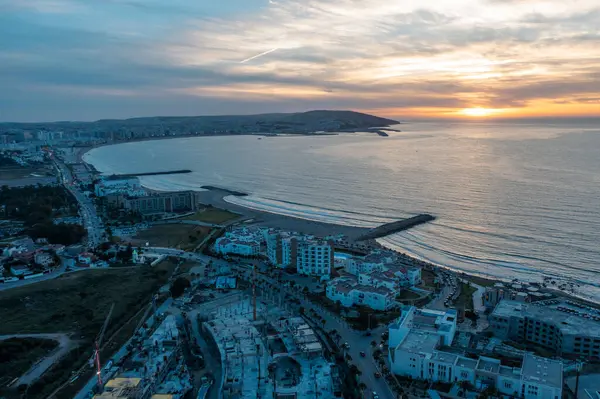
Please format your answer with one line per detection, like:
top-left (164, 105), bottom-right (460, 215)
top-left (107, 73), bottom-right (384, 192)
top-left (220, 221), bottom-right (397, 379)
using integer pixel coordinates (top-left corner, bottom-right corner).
top-left (459, 108), bottom-right (497, 117)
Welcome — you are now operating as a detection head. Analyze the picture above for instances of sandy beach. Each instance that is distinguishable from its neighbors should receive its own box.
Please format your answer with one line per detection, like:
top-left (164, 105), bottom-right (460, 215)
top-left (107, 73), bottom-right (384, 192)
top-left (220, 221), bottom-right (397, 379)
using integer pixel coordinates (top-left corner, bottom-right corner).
top-left (195, 187), bottom-right (370, 240)
top-left (196, 187), bottom-right (600, 306)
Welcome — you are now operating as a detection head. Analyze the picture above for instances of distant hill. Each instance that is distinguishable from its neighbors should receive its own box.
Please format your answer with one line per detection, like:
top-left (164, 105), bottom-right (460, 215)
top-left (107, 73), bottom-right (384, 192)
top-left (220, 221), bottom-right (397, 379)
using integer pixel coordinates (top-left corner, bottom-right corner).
top-left (92, 110), bottom-right (398, 131)
top-left (0, 110), bottom-right (399, 139)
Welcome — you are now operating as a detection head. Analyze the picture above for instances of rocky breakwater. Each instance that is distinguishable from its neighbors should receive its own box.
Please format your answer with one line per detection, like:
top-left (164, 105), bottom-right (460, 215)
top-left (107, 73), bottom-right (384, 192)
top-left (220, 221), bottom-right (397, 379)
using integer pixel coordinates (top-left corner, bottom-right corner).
top-left (356, 214), bottom-right (435, 241)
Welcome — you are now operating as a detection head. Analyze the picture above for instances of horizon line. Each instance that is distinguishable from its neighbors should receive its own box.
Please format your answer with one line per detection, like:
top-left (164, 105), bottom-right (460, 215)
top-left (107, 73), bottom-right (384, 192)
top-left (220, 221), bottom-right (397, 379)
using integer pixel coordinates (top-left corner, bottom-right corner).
top-left (2, 111), bottom-right (600, 125)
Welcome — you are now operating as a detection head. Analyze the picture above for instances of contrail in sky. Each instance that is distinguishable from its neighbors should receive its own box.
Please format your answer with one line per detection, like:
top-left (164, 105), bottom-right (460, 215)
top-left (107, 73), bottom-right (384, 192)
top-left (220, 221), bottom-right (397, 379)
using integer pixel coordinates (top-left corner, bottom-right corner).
top-left (240, 47), bottom-right (280, 63)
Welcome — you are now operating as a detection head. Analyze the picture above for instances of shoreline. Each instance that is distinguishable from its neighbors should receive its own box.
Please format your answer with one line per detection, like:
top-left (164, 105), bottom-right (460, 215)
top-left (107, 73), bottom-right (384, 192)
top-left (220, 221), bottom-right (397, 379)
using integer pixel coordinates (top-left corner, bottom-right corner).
top-left (194, 187), bottom-right (371, 240)
top-left (77, 128), bottom-right (392, 163)
top-left (80, 143), bottom-right (600, 307)
top-left (77, 128), bottom-right (397, 172)
top-left (195, 187), bottom-right (600, 307)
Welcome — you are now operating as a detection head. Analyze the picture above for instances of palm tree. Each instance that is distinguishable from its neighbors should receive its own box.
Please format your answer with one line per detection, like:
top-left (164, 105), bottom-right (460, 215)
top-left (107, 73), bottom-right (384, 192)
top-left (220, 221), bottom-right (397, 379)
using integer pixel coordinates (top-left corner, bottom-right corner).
top-left (358, 382), bottom-right (367, 395)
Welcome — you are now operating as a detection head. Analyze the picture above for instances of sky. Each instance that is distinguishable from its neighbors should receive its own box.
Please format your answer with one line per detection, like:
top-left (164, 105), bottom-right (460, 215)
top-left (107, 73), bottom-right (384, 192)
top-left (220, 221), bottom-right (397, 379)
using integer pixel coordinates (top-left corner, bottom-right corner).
top-left (1, 0), bottom-right (599, 122)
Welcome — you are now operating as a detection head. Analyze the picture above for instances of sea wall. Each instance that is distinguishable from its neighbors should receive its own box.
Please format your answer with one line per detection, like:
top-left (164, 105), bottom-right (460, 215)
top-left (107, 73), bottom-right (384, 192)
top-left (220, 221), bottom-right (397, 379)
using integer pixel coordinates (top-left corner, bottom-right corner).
top-left (356, 214), bottom-right (435, 240)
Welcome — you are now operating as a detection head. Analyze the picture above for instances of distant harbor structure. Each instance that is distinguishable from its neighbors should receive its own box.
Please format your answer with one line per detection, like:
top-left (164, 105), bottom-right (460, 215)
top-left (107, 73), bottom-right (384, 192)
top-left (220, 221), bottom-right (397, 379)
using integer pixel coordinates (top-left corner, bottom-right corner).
top-left (110, 169), bottom-right (192, 178)
top-left (356, 214), bottom-right (435, 241)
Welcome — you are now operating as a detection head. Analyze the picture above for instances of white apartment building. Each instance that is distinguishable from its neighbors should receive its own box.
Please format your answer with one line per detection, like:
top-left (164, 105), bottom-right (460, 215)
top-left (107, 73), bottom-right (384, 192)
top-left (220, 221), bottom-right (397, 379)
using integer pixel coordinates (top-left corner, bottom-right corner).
top-left (214, 237), bottom-right (260, 257)
top-left (326, 276), bottom-right (397, 311)
top-left (388, 306), bottom-right (563, 399)
top-left (37, 131), bottom-right (63, 142)
top-left (281, 236), bottom-right (296, 267)
top-left (490, 300), bottom-right (600, 359)
top-left (263, 229), bottom-right (280, 265)
top-left (359, 270), bottom-right (399, 290)
top-left (296, 239), bottom-right (334, 277)
top-left (95, 177), bottom-right (146, 197)
top-left (344, 251), bottom-right (422, 289)
top-left (344, 251), bottom-right (394, 275)
top-left (389, 306), bottom-right (458, 349)
top-left (406, 267), bottom-right (422, 286)
top-left (264, 230), bottom-right (333, 277)
top-left (263, 230), bottom-right (296, 267)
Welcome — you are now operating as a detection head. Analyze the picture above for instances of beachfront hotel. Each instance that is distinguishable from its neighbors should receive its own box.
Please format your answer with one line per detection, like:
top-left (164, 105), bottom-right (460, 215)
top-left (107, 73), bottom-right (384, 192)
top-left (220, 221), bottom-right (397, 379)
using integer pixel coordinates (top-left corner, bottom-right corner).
top-left (263, 229), bottom-right (334, 277)
top-left (295, 238), bottom-right (334, 277)
top-left (120, 190), bottom-right (197, 215)
top-left (490, 299), bottom-right (600, 359)
top-left (388, 306), bottom-right (563, 398)
top-left (94, 176), bottom-right (146, 197)
top-left (263, 229), bottom-right (295, 267)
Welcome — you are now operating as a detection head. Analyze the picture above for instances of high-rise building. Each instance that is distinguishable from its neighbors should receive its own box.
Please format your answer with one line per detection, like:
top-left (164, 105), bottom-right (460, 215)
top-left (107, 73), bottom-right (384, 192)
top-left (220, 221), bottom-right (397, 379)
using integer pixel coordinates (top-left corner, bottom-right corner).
top-left (296, 238), bottom-right (334, 277)
top-left (263, 230), bottom-right (333, 277)
top-left (120, 191), bottom-right (197, 214)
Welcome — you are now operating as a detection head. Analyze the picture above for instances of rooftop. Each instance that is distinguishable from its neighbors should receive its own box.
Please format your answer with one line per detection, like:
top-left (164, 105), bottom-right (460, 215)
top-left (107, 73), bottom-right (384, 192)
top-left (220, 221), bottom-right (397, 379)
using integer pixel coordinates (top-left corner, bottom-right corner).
top-left (398, 330), bottom-right (439, 354)
top-left (521, 353), bottom-right (563, 389)
top-left (105, 377), bottom-right (141, 389)
top-left (476, 357), bottom-right (500, 374)
top-left (356, 285), bottom-right (395, 295)
top-left (499, 365), bottom-right (521, 377)
top-left (454, 357), bottom-right (478, 370)
top-left (492, 300), bottom-right (600, 336)
top-left (362, 251), bottom-right (394, 264)
top-left (431, 351), bottom-right (458, 365)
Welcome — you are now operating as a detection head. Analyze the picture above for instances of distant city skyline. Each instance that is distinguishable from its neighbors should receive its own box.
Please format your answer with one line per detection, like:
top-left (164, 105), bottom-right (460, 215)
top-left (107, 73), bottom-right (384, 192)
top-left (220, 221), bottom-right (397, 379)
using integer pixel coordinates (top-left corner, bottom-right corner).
top-left (1, 0), bottom-right (599, 122)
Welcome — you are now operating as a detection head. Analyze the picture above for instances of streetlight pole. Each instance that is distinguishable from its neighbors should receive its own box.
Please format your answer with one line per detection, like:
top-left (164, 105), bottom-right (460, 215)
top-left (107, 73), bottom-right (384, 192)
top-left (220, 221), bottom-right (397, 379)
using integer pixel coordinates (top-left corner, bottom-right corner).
top-left (575, 361), bottom-right (583, 398)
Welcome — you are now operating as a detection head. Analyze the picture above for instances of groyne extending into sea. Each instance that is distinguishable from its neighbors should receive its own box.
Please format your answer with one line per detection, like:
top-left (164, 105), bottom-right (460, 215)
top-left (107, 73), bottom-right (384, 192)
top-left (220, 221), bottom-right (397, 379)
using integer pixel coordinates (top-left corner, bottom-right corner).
top-left (112, 169), bottom-right (192, 178)
top-left (356, 214), bottom-right (435, 241)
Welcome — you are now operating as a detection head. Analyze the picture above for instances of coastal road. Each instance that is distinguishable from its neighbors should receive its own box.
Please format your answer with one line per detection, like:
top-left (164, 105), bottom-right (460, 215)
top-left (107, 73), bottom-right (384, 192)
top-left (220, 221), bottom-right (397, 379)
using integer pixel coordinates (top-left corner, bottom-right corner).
top-left (0, 333), bottom-right (77, 386)
top-left (54, 158), bottom-right (105, 248)
top-left (151, 220), bottom-right (222, 228)
top-left (0, 259), bottom-right (67, 292)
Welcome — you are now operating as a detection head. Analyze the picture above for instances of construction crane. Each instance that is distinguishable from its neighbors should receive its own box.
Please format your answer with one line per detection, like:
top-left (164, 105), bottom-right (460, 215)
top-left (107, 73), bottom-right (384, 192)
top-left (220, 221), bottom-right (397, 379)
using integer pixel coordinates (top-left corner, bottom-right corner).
top-left (94, 303), bottom-right (115, 391)
top-left (252, 262), bottom-right (257, 321)
top-left (134, 302), bottom-right (153, 333)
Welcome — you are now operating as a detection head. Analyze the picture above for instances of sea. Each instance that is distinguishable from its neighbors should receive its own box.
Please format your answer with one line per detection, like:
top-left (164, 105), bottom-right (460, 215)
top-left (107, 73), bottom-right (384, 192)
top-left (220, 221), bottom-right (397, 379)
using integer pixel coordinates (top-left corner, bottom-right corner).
top-left (83, 120), bottom-right (600, 302)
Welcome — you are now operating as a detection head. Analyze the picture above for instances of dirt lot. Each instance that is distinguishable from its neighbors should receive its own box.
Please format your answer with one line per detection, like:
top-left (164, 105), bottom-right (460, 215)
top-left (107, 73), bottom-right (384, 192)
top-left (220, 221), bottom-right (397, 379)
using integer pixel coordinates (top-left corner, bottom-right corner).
top-left (0, 166), bottom-right (56, 187)
top-left (397, 290), bottom-right (421, 301)
top-left (0, 262), bottom-right (175, 398)
top-left (0, 166), bottom-right (48, 179)
top-left (0, 338), bottom-right (58, 386)
top-left (131, 224), bottom-right (212, 249)
top-left (183, 207), bottom-right (239, 224)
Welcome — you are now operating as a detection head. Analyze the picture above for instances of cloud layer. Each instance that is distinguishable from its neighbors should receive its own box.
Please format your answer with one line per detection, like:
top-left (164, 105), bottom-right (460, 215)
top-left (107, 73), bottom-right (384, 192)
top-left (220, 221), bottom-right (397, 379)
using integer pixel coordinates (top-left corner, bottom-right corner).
top-left (1, 0), bottom-right (599, 121)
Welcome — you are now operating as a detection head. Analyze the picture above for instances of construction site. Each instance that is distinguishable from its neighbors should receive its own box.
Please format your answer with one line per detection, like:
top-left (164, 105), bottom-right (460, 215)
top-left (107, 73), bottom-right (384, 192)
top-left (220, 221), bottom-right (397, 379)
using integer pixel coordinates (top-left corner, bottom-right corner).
top-left (198, 296), bottom-right (337, 399)
top-left (64, 257), bottom-right (340, 399)
top-left (91, 312), bottom-right (193, 399)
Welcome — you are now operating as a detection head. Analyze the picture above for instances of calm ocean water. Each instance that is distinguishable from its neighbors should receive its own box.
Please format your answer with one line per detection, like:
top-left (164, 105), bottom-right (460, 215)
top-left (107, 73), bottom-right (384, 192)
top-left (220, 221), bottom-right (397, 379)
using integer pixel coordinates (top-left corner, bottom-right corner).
top-left (84, 120), bottom-right (600, 301)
